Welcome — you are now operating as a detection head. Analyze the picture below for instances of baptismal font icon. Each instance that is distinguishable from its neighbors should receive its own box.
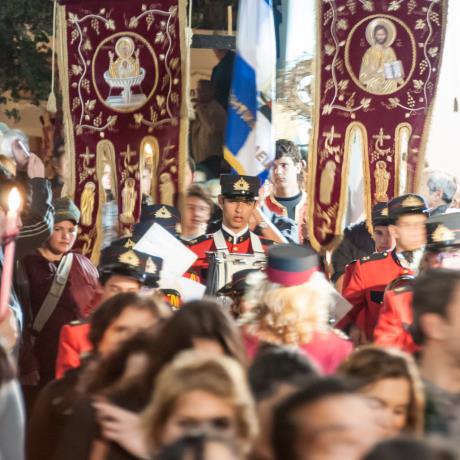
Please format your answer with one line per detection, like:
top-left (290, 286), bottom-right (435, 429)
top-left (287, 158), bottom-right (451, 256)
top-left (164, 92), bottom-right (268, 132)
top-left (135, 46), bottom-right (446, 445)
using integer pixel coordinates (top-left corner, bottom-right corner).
top-left (104, 36), bottom-right (147, 110)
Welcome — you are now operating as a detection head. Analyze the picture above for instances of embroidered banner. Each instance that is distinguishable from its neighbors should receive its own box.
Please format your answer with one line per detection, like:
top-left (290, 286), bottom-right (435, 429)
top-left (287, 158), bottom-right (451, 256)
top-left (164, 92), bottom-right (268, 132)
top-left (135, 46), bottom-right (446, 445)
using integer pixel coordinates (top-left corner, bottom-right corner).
top-left (308, 0), bottom-right (447, 252)
top-left (57, 0), bottom-right (187, 261)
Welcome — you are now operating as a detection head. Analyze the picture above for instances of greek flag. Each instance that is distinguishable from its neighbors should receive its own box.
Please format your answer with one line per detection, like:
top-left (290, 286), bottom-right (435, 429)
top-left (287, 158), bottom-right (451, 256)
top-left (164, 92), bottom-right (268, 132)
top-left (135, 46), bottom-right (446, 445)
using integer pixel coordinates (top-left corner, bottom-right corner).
top-left (224, 0), bottom-right (276, 181)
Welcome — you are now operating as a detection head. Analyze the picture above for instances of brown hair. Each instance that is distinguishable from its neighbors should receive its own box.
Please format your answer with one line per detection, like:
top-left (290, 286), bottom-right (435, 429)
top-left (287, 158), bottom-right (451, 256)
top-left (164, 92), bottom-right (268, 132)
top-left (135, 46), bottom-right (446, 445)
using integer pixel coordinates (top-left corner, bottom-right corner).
top-left (275, 139), bottom-right (302, 164)
top-left (143, 350), bottom-right (258, 455)
top-left (338, 346), bottom-right (425, 435)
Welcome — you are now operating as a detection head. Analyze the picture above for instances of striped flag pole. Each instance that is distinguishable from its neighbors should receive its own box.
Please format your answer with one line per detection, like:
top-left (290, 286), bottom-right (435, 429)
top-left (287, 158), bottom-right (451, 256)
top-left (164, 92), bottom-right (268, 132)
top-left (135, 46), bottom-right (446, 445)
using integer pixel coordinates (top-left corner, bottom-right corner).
top-left (224, 0), bottom-right (276, 182)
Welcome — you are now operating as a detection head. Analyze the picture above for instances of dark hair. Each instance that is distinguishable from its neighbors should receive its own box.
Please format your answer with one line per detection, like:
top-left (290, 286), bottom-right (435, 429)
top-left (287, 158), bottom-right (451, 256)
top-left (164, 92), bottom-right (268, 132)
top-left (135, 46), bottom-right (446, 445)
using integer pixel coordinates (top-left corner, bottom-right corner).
top-left (0, 344), bottom-right (15, 386)
top-left (272, 377), bottom-right (357, 460)
top-left (186, 184), bottom-right (214, 211)
top-left (89, 293), bottom-right (166, 350)
top-left (249, 346), bottom-right (318, 401)
top-left (153, 434), bottom-right (238, 460)
top-left (82, 299), bottom-right (246, 408)
top-left (363, 437), bottom-right (457, 460)
top-left (154, 300), bottom-right (247, 367)
top-left (412, 269), bottom-right (460, 344)
top-left (275, 139), bottom-right (302, 164)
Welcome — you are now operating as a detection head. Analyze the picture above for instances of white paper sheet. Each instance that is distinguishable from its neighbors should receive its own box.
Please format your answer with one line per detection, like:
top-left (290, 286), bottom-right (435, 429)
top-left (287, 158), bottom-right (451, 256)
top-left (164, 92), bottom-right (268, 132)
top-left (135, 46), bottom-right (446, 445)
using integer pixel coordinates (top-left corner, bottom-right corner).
top-left (134, 223), bottom-right (197, 276)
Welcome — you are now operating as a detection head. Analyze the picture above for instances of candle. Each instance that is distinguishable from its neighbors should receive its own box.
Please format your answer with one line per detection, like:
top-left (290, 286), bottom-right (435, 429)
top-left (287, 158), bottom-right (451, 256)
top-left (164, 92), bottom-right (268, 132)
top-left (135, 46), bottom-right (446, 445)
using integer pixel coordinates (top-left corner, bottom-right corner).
top-left (227, 5), bottom-right (233, 35)
top-left (0, 187), bottom-right (21, 320)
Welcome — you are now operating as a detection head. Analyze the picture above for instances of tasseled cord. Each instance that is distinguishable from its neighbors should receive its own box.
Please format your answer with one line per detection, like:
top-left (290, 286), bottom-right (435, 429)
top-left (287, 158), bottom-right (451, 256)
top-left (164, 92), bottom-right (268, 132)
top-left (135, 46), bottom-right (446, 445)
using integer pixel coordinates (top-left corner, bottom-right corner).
top-left (47, 0), bottom-right (58, 114)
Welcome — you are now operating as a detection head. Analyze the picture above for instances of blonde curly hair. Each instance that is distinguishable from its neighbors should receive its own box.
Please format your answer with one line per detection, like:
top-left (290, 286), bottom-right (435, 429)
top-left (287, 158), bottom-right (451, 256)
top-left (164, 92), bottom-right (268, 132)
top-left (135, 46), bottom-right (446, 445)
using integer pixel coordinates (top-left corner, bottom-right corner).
top-left (240, 270), bottom-right (335, 345)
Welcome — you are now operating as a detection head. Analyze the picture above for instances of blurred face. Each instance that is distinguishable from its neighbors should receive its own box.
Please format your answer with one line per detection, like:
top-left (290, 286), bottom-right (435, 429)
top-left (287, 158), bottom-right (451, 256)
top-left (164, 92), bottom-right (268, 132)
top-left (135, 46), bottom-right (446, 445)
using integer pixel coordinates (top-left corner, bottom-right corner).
top-left (425, 248), bottom-right (460, 270)
top-left (220, 196), bottom-right (256, 232)
top-left (272, 156), bottom-right (301, 190)
top-left (390, 214), bottom-right (427, 252)
top-left (183, 196), bottom-right (212, 234)
top-left (359, 378), bottom-right (411, 437)
top-left (441, 283), bottom-right (460, 362)
top-left (161, 390), bottom-right (237, 446)
top-left (100, 275), bottom-right (142, 301)
top-left (373, 225), bottom-right (394, 252)
top-left (293, 395), bottom-right (389, 460)
top-left (97, 306), bottom-right (158, 356)
top-left (47, 220), bottom-right (78, 254)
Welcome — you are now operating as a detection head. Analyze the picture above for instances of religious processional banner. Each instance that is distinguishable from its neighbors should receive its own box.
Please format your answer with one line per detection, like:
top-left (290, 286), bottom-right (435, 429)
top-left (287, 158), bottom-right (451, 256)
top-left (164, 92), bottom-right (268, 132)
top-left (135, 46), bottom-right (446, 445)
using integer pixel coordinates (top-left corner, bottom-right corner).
top-left (57, 0), bottom-right (187, 261)
top-left (308, 0), bottom-right (447, 252)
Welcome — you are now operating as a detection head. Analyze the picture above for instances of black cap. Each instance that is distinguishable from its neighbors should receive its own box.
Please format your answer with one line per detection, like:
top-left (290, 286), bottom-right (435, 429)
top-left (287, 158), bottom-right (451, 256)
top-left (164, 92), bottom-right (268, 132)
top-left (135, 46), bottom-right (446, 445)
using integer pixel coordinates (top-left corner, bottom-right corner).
top-left (220, 174), bottom-right (260, 199)
top-left (266, 244), bottom-right (320, 287)
top-left (99, 245), bottom-right (163, 288)
top-left (372, 202), bottom-right (390, 227)
top-left (217, 268), bottom-right (259, 296)
top-left (135, 204), bottom-right (181, 238)
top-left (388, 194), bottom-right (428, 221)
top-left (426, 212), bottom-right (460, 251)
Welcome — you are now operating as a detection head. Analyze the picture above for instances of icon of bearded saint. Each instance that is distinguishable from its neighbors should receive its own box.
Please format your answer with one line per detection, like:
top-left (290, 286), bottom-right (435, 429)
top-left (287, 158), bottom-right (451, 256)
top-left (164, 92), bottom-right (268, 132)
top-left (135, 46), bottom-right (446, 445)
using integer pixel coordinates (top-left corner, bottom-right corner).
top-left (359, 18), bottom-right (404, 95)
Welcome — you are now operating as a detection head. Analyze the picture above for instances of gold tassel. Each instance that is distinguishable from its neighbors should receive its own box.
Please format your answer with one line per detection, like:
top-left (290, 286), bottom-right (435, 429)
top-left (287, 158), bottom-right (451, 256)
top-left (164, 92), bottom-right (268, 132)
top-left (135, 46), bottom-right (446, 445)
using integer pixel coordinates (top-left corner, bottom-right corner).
top-left (47, 92), bottom-right (57, 114)
top-left (47, 0), bottom-right (58, 114)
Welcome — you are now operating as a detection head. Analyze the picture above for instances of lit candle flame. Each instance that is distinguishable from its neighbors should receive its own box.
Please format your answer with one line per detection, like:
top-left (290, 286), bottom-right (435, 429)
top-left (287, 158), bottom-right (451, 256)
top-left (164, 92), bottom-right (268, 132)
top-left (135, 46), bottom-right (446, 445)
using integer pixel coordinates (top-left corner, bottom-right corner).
top-left (8, 187), bottom-right (21, 213)
top-left (144, 143), bottom-right (153, 155)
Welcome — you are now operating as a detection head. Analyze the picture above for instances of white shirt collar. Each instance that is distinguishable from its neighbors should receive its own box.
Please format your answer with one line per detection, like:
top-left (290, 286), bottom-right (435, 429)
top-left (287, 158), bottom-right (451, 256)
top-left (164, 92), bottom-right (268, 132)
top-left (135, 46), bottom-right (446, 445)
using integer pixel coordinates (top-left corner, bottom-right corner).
top-left (221, 224), bottom-right (249, 240)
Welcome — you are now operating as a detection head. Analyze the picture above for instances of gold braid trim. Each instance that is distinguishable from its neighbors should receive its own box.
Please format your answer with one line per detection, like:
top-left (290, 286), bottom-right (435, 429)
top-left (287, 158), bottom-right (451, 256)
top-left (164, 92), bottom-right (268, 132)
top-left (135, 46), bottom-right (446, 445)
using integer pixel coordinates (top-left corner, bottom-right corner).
top-left (57, 5), bottom-right (76, 199)
top-left (177, 0), bottom-right (190, 211)
top-left (394, 122), bottom-right (412, 196)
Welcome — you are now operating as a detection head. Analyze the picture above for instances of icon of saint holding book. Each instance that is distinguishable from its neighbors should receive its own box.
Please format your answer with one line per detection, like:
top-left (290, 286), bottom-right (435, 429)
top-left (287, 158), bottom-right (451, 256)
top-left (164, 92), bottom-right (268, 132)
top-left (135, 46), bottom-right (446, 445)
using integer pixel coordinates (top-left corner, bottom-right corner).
top-left (359, 18), bottom-right (404, 95)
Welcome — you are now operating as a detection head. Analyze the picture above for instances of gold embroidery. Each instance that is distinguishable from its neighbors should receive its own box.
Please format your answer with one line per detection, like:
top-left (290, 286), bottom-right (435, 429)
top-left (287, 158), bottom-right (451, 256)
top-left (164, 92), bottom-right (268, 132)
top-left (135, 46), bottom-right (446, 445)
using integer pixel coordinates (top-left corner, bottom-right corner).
top-left (123, 239), bottom-right (136, 249)
top-left (374, 161), bottom-right (390, 203)
top-left (145, 257), bottom-right (157, 274)
top-left (402, 195), bottom-right (424, 207)
top-left (233, 178), bottom-right (250, 192)
top-left (155, 205), bottom-right (172, 219)
top-left (119, 250), bottom-right (140, 267)
top-left (381, 207), bottom-right (389, 216)
top-left (432, 224), bottom-right (455, 243)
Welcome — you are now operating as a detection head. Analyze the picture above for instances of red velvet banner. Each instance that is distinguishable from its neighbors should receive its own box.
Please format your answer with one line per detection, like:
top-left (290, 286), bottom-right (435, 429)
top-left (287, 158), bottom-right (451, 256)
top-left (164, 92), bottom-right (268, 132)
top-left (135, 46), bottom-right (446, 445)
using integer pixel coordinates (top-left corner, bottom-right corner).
top-left (58, 0), bottom-right (187, 261)
top-left (308, 0), bottom-right (447, 252)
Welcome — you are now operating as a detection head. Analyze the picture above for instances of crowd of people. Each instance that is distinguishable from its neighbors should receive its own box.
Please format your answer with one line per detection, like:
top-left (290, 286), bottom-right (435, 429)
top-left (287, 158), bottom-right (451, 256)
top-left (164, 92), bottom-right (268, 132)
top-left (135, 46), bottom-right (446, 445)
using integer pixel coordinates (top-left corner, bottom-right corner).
top-left (1, 124), bottom-right (460, 460)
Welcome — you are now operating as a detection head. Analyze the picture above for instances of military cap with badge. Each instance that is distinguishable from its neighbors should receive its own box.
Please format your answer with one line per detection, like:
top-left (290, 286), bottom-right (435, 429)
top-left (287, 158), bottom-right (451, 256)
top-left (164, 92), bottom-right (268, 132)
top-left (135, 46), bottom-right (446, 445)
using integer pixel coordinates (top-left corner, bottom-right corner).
top-left (388, 194), bottom-right (428, 222)
top-left (371, 202), bottom-right (390, 227)
top-left (99, 242), bottom-right (163, 288)
top-left (220, 174), bottom-right (260, 199)
top-left (134, 204), bottom-right (181, 239)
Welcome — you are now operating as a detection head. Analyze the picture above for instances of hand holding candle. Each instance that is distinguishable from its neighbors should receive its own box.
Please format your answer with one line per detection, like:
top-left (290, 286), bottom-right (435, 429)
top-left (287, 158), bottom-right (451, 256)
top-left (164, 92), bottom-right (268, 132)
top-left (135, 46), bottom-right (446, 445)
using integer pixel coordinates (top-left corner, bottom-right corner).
top-left (0, 187), bottom-right (21, 320)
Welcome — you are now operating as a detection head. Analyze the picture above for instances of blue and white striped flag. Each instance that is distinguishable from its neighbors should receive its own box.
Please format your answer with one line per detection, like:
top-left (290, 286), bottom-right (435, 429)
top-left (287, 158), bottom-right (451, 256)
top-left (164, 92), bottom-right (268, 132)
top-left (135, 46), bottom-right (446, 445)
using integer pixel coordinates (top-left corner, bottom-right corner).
top-left (224, 0), bottom-right (276, 181)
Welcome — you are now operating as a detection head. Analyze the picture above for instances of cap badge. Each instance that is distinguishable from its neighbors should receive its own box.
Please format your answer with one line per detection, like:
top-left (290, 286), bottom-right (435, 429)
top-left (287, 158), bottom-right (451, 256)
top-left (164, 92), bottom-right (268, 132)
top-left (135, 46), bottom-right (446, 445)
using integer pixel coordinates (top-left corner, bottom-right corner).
top-left (145, 257), bottom-right (157, 274)
top-left (155, 206), bottom-right (172, 219)
top-left (119, 250), bottom-right (140, 267)
top-left (381, 207), bottom-right (388, 216)
top-left (402, 196), bottom-right (424, 208)
top-left (123, 239), bottom-right (136, 249)
top-left (432, 224), bottom-right (455, 243)
top-left (233, 178), bottom-right (250, 192)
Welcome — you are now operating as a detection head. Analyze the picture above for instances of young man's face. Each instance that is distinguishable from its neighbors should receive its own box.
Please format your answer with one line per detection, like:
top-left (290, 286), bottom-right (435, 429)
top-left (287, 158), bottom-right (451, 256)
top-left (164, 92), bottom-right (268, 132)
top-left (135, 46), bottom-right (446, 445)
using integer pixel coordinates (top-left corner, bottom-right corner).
top-left (219, 196), bottom-right (256, 232)
top-left (373, 225), bottom-right (394, 253)
top-left (100, 274), bottom-right (142, 302)
top-left (272, 156), bottom-right (301, 190)
top-left (46, 220), bottom-right (78, 255)
top-left (389, 214), bottom-right (427, 252)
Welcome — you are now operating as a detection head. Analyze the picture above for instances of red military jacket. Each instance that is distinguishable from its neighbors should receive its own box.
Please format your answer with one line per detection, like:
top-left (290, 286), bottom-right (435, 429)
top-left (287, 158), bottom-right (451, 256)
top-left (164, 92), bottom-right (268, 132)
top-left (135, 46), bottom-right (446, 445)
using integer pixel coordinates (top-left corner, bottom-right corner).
top-left (374, 284), bottom-right (419, 353)
top-left (187, 227), bottom-right (272, 277)
top-left (55, 322), bottom-right (91, 379)
top-left (337, 250), bottom-right (413, 341)
top-left (263, 192), bottom-right (307, 243)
